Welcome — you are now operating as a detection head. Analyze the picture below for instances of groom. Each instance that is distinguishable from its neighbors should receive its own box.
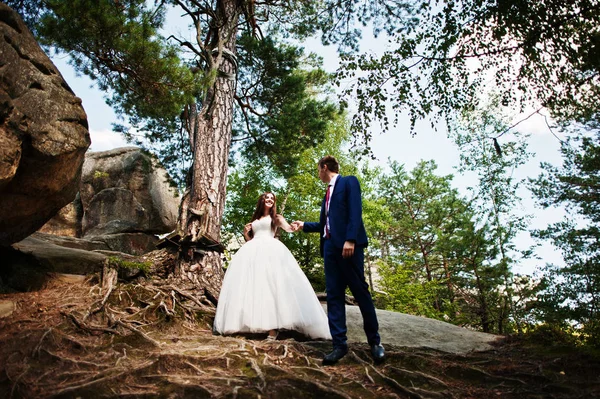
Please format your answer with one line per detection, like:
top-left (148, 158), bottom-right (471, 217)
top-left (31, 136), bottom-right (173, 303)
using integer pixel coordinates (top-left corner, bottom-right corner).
top-left (292, 155), bottom-right (385, 365)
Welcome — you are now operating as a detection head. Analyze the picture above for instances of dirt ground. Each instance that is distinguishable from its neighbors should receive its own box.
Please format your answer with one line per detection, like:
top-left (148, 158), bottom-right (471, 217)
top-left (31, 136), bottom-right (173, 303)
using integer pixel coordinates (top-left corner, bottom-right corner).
top-left (0, 275), bottom-right (599, 398)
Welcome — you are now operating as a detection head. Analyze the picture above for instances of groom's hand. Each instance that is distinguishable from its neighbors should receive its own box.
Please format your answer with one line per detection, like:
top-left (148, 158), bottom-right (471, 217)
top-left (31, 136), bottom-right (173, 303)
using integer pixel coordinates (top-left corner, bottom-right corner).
top-left (342, 241), bottom-right (355, 258)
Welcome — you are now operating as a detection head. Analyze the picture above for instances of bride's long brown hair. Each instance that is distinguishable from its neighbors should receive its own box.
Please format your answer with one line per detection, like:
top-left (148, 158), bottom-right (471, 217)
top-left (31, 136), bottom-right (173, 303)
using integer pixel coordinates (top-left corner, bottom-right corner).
top-left (249, 192), bottom-right (277, 234)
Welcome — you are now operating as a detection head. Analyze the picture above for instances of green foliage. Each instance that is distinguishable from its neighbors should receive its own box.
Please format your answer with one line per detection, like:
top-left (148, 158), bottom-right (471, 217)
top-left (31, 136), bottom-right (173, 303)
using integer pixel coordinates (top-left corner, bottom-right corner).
top-left (4, 0), bottom-right (45, 33)
top-left (523, 323), bottom-right (582, 348)
top-left (371, 124), bottom-right (536, 334)
top-left (10, 0), bottom-right (591, 336)
top-left (223, 112), bottom-right (358, 290)
top-left (233, 34), bottom-right (341, 178)
top-left (445, 221), bottom-right (507, 332)
top-left (530, 123), bottom-right (600, 345)
top-left (376, 159), bottom-right (481, 323)
top-left (451, 100), bottom-right (534, 268)
top-left (9, 0), bottom-right (599, 158)
top-left (328, 0), bottom-right (600, 148)
top-left (378, 259), bottom-right (449, 319)
top-left (39, 0), bottom-right (199, 122)
top-left (10, 1), bottom-right (343, 188)
top-left (284, 1), bottom-right (416, 51)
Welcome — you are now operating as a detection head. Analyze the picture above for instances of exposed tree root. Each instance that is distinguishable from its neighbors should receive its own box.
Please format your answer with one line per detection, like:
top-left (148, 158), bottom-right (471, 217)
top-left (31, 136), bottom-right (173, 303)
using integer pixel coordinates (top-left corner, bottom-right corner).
top-left (350, 351), bottom-right (425, 399)
top-left (115, 319), bottom-right (162, 348)
top-left (0, 275), bottom-right (599, 398)
top-left (48, 360), bottom-right (155, 397)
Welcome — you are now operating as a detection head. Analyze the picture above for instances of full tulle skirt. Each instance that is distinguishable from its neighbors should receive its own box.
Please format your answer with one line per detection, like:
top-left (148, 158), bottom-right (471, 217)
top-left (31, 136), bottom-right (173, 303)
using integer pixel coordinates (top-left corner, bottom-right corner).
top-left (213, 236), bottom-right (331, 340)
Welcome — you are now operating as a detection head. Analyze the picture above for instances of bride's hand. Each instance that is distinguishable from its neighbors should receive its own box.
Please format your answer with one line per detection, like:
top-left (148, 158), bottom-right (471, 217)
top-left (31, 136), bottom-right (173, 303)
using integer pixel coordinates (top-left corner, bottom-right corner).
top-left (243, 223), bottom-right (252, 235)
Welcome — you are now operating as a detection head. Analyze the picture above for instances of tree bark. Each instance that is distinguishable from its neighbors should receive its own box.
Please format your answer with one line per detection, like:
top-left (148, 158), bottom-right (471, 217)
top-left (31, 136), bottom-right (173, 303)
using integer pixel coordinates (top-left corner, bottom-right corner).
top-left (473, 264), bottom-right (490, 333)
top-left (175, 0), bottom-right (241, 305)
top-left (443, 257), bottom-right (454, 303)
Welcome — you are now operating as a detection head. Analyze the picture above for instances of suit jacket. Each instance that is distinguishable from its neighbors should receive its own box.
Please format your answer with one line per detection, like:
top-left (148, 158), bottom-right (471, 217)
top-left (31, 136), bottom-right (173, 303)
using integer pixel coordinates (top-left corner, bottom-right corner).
top-left (303, 175), bottom-right (368, 256)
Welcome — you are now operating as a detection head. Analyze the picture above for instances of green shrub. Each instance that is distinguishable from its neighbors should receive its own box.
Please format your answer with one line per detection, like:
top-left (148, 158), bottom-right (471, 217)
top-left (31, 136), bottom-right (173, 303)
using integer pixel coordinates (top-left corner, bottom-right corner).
top-left (107, 256), bottom-right (151, 273)
top-left (93, 170), bottom-right (109, 179)
top-left (524, 323), bottom-right (581, 347)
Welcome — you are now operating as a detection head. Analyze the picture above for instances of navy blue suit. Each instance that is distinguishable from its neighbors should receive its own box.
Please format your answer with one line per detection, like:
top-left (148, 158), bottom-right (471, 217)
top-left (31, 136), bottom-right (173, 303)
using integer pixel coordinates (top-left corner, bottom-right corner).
top-left (303, 175), bottom-right (380, 349)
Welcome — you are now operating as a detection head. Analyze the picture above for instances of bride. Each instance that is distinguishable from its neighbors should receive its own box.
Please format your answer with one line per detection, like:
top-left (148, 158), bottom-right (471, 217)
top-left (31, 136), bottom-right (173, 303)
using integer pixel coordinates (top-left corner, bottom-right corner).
top-left (213, 192), bottom-right (331, 340)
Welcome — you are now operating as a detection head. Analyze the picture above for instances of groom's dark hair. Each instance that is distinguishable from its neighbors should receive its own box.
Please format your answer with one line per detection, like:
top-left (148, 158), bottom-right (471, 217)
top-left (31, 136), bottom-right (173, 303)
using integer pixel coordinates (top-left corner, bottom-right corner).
top-left (319, 155), bottom-right (339, 173)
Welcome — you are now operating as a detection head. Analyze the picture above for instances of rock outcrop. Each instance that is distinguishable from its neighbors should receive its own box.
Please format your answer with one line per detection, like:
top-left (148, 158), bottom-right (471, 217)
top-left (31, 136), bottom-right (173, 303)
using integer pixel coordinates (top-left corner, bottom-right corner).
top-left (343, 305), bottom-right (500, 353)
top-left (0, 3), bottom-right (90, 246)
top-left (38, 147), bottom-right (180, 255)
top-left (77, 147), bottom-right (178, 237)
top-left (2, 231), bottom-right (149, 293)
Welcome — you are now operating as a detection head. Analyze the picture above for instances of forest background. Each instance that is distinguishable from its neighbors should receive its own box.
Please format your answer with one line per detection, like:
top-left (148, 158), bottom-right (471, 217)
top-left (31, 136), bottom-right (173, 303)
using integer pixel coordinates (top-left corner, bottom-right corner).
top-left (7, 0), bottom-right (599, 346)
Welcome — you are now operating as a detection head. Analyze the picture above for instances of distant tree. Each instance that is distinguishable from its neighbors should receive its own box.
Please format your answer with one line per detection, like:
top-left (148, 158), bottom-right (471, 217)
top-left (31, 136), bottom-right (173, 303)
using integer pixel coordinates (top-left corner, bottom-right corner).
top-left (357, 161), bottom-right (394, 298)
top-left (378, 160), bottom-right (471, 320)
top-left (530, 122), bottom-right (600, 345)
top-left (376, 156), bottom-right (520, 332)
top-left (450, 99), bottom-right (534, 334)
top-left (446, 217), bottom-right (502, 332)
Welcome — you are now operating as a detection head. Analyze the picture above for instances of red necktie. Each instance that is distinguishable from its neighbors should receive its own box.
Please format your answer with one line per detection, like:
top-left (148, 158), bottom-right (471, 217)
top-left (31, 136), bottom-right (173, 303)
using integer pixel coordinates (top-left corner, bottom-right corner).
top-left (325, 185), bottom-right (331, 238)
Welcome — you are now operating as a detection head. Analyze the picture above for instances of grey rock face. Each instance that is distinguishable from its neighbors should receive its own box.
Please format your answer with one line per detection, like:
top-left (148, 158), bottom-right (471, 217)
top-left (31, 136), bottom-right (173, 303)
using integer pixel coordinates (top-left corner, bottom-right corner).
top-left (80, 147), bottom-right (179, 238)
top-left (3, 232), bottom-right (149, 292)
top-left (0, 3), bottom-right (90, 246)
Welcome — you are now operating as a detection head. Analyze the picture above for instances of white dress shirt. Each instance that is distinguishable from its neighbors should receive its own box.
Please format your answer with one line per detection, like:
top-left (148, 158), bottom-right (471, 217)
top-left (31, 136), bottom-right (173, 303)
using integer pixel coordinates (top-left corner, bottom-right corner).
top-left (324, 174), bottom-right (339, 238)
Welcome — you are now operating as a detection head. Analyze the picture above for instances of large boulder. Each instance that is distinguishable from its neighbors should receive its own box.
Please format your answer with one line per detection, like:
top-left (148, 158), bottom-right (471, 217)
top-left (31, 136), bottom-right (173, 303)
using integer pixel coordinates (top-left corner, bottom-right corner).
top-left (0, 3), bottom-right (90, 246)
top-left (37, 147), bottom-right (179, 256)
top-left (79, 147), bottom-right (179, 238)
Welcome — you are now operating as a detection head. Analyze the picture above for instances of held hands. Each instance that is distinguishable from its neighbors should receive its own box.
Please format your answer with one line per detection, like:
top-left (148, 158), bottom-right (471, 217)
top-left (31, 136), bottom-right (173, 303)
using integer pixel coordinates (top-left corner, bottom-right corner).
top-left (290, 221), bottom-right (304, 232)
top-left (289, 220), bottom-right (354, 256)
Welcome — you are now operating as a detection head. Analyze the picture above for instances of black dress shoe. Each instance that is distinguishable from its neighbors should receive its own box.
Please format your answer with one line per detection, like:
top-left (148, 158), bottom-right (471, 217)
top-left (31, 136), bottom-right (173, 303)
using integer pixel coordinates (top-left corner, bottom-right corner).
top-left (370, 344), bottom-right (385, 364)
top-left (322, 346), bottom-right (348, 365)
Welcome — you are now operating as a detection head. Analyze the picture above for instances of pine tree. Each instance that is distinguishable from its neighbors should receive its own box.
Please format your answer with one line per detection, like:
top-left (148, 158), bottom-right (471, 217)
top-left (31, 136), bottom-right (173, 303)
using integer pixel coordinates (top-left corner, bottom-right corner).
top-left (530, 122), bottom-right (600, 345)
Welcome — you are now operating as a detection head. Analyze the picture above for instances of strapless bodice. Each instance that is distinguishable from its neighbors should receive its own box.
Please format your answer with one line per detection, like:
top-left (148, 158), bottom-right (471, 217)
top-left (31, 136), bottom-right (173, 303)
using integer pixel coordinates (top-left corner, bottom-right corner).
top-left (252, 216), bottom-right (275, 239)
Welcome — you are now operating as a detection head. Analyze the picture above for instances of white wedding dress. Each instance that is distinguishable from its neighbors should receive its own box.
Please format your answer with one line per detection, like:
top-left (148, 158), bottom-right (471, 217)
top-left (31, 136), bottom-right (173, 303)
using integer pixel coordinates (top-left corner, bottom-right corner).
top-left (213, 216), bottom-right (331, 339)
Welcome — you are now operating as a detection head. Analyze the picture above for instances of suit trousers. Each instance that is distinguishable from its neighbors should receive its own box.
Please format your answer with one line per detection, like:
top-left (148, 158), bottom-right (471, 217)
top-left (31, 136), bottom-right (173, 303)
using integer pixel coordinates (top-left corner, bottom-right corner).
top-left (323, 239), bottom-right (380, 349)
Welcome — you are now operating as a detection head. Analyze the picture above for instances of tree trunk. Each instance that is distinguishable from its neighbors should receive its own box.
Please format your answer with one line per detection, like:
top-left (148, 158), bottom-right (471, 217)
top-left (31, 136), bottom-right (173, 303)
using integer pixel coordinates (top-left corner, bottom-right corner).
top-left (174, 1), bottom-right (241, 305)
top-left (473, 266), bottom-right (490, 333)
top-left (443, 257), bottom-right (454, 303)
top-left (491, 192), bottom-right (523, 335)
top-left (366, 254), bottom-right (374, 294)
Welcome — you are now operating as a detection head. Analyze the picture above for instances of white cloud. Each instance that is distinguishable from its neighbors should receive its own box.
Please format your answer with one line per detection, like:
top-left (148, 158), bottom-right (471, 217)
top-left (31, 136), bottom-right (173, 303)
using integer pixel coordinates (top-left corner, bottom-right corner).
top-left (509, 108), bottom-right (558, 137)
top-left (88, 128), bottom-right (131, 152)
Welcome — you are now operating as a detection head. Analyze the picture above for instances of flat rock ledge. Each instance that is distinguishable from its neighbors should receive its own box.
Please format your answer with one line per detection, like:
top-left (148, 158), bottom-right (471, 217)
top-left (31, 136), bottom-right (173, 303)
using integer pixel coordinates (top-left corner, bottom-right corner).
top-left (342, 305), bottom-right (501, 354)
